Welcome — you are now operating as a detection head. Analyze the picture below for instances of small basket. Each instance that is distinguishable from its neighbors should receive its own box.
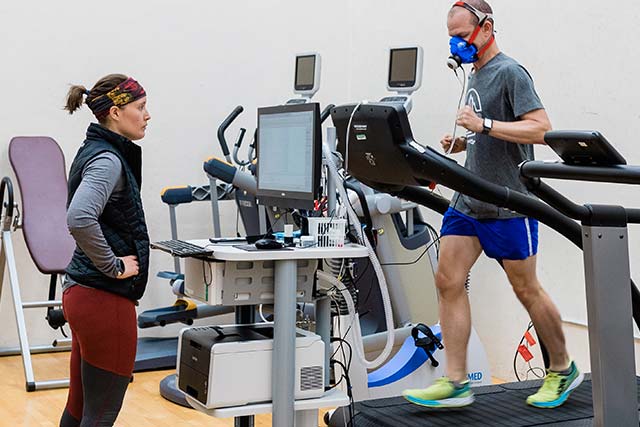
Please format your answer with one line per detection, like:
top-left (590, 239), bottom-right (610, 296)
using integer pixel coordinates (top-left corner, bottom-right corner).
top-left (307, 217), bottom-right (347, 248)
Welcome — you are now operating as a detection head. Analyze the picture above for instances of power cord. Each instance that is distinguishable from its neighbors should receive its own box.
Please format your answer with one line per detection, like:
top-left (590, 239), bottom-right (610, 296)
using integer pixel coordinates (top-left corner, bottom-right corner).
top-left (447, 66), bottom-right (467, 155)
top-left (513, 321), bottom-right (545, 381)
top-left (380, 235), bottom-right (441, 266)
top-left (327, 299), bottom-right (355, 427)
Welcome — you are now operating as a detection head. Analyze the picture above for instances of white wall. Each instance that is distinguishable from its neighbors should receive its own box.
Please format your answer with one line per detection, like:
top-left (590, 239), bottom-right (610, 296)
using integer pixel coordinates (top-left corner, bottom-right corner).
top-left (1, 0), bottom-right (639, 381)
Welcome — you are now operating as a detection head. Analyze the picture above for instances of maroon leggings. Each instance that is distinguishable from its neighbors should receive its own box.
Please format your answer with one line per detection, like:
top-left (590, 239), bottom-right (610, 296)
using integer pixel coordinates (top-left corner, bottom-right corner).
top-left (60, 285), bottom-right (137, 426)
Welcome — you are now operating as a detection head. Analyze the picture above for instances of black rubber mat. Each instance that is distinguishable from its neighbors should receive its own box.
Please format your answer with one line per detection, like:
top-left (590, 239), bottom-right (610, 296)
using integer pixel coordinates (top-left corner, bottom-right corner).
top-left (344, 377), bottom-right (640, 427)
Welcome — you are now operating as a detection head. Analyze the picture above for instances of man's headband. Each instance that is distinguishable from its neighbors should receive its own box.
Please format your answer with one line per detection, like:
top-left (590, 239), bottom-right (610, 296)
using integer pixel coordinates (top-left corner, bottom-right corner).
top-left (452, 1), bottom-right (493, 25)
top-left (86, 77), bottom-right (146, 120)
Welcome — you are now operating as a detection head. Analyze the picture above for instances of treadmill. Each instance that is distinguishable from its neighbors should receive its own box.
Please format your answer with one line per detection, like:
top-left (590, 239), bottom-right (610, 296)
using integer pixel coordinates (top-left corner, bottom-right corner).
top-left (329, 104), bottom-right (640, 426)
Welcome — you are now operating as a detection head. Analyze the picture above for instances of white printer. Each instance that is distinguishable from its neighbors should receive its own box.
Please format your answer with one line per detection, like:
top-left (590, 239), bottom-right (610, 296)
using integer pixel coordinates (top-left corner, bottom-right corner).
top-left (177, 323), bottom-right (325, 409)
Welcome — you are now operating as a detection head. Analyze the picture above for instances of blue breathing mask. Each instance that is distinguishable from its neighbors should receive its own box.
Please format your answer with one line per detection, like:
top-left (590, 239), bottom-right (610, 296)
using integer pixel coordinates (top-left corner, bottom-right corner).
top-left (449, 36), bottom-right (478, 65)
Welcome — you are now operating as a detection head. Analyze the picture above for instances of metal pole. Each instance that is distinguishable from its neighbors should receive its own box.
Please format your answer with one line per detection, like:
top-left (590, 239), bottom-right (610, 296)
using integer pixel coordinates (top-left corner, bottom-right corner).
top-left (168, 205), bottom-right (181, 273)
top-left (272, 259), bottom-right (298, 427)
top-left (5, 231), bottom-right (36, 390)
top-left (582, 224), bottom-right (638, 426)
top-left (316, 297), bottom-right (331, 386)
top-left (209, 177), bottom-right (222, 238)
top-left (234, 304), bottom-right (256, 426)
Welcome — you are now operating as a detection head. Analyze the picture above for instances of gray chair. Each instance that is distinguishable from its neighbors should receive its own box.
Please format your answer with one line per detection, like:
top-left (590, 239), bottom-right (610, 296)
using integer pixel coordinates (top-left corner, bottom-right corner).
top-left (0, 136), bottom-right (75, 391)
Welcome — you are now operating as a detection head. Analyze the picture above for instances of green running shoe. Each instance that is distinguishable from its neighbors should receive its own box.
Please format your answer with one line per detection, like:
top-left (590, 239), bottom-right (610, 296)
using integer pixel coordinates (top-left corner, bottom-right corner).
top-left (526, 361), bottom-right (584, 408)
top-left (402, 377), bottom-right (474, 408)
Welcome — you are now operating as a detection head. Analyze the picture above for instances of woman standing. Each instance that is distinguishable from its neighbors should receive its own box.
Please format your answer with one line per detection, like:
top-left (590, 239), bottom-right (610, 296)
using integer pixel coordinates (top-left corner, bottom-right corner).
top-left (61, 74), bottom-right (151, 426)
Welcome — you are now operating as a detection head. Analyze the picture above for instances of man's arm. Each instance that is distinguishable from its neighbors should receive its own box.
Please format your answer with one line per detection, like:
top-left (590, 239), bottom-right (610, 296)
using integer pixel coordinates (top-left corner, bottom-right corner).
top-left (441, 134), bottom-right (468, 153)
top-left (456, 105), bottom-right (552, 145)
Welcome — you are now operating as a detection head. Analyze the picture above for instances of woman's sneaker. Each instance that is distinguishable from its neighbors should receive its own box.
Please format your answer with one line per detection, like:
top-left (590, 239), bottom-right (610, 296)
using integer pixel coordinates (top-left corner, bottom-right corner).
top-left (526, 361), bottom-right (584, 408)
top-left (402, 377), bottom-right (475, 408)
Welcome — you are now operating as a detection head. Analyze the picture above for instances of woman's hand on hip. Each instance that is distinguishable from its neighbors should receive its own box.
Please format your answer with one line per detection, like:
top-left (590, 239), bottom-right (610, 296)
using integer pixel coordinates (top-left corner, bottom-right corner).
top-left (118, 255), bottom-right (139, 279)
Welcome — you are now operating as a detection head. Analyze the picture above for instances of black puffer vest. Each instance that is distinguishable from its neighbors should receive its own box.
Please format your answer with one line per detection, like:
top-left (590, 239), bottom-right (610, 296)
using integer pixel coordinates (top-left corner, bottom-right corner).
top-left (65, 123), bottom-right (150, 301)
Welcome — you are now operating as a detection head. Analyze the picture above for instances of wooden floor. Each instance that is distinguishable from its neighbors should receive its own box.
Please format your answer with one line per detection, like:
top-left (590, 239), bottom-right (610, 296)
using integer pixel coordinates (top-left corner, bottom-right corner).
top-left (0, 351), bottom-right (328, 426)
top-left (1, 351), bottom-right (506, 426)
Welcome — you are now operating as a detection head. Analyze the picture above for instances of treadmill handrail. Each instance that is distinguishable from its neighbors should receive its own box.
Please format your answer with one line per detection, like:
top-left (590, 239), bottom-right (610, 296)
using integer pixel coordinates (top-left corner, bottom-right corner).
top-left (521, 164), bottom-right (640, 224)
top-left (522, 177), bottom-right (591, 222)
top-left (520, 160), bottom-right (640, 185)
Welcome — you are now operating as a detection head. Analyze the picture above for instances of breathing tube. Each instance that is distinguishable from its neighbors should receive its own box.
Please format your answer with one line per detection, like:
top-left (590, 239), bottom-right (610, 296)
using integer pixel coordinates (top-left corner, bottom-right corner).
top-left (321, 139), bottom-right (395, 369)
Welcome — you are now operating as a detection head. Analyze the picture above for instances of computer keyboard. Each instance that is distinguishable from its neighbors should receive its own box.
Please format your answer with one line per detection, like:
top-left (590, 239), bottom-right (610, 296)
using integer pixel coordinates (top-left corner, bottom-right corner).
top-left (150, 240), bottom-right (214, 258)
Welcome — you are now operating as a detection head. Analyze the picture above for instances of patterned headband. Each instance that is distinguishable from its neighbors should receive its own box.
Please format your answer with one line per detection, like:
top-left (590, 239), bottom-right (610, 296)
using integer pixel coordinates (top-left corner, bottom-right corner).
top-left (87, 77), bottom-right (146, 120)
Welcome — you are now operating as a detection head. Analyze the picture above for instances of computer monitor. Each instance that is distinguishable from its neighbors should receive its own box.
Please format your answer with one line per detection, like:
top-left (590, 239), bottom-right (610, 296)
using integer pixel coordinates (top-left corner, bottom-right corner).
top-left (387, 46), bottom-right (423, 93)
top-left (293, 53), bottom-right (321, 98)
top-left (256, 102), bottom-right (322, 210)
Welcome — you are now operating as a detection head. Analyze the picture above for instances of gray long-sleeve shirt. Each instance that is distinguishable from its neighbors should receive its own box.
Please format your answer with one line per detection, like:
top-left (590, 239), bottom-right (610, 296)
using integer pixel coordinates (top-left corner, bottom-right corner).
top-left (64, 152), bottom-right (126, 289)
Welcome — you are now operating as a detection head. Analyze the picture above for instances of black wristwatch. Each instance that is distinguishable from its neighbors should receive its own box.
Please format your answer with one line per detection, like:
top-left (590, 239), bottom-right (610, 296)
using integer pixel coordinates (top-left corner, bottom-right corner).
top-left (482, 118), bottom-right (493, 135)
top-left (116, 258), bottom-right (125, 278)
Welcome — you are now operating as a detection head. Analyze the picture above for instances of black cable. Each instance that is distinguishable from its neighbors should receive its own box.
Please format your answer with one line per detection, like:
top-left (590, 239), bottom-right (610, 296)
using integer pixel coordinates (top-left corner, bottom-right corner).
top-left (380, 235), bottom-right (441, 266)
top-left (235, 205), bottom-right (240, 237)
top-left (356, 219), bottom-right (440, 308)
top-left (513, 321), bottom-right (545, 382)
top-left (256, 209), bottom-right (286, 240)
top-left (513, 322), bottom-right (532, 382)
top-left (526, 366), bottom-right (546, 380)
top-left (425, 221), bottom-right (441, 254)
top-left (328, 295), bottom-right (354, 427)
top-left (351, 259), bottom-right (374, 308)
top-left (329, 291), bottom-right (356, 347)
top-left (338, 179), bottom-right (365, 246)
top-left (328, 288), bottom-right (358, 426)
top-left (329, 297), bottom-right (348, 361)
top-left (331, 337), bottom-right (354, 373)
top-left (331, 359), bottom-right (355, 426)
top-left (202, 259), bottom-right (212, 287)
top-left (328, 299), bottom-right (354, 391)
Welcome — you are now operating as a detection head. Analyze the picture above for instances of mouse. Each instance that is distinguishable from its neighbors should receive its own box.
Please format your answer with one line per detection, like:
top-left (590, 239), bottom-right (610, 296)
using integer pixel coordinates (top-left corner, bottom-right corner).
top-left (254, 238), bottom-right (285, 250)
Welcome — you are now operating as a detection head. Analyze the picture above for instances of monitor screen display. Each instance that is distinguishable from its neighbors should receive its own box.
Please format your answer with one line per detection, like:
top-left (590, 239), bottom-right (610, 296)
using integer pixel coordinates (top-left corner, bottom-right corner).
top-left (259, 111), bottom-right (314, 193)
top-left (257, 103), bottom-right (321, 209)
top-left (389, 48), bottom-right (418, 88)
top-left (295, 55), bottom-right (316, 90)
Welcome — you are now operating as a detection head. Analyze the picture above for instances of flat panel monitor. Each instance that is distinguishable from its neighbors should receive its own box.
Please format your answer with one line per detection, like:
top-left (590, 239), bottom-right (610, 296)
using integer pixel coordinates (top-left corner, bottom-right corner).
top-left (256, 102), bottom-right (322, 210)
top-left (544, 130), bottom-right (627, 166)
top-left (294, 53), bottom-right (321, 96)
top-left (387, 46), bottom-right (423, 93)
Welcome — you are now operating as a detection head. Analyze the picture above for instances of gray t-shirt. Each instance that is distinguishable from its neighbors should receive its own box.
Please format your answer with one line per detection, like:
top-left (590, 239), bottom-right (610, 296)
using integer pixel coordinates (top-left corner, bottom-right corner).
top-left (63, 152), bottom-right (126, 290)
top-left (452, 52), bottom-right (544, 219)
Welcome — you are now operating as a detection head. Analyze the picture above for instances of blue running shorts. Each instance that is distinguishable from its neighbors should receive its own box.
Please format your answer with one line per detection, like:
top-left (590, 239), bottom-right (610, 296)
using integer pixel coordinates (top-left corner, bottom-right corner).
top-left (440, 208), bottom-right (538, 261)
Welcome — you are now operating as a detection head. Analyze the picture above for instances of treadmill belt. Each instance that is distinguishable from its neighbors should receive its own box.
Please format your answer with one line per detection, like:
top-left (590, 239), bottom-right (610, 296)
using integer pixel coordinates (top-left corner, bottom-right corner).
top-left (349, 376), bottom-right (640, 426)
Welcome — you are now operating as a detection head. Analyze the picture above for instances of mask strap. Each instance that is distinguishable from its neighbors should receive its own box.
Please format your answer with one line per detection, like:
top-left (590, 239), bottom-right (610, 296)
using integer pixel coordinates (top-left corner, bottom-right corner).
top-left (477, 34), bottom-right (495, 58)
top-left (467, 25), bottom-right (482, 46)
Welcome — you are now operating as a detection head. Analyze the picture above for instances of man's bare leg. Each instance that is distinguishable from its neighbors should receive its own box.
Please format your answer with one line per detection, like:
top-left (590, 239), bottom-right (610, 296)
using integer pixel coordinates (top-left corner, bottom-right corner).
top-left (503, 255), bottom-right (570, 371)
top-left (436, 235), bottom-right (483, 382)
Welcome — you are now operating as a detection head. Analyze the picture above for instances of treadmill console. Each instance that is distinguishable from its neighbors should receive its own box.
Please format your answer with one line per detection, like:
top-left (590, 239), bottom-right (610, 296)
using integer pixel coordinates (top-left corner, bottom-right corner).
top-left (383, 46), bottom-right (424, 114)
top-left (544, 130), bottom-right (627, 166)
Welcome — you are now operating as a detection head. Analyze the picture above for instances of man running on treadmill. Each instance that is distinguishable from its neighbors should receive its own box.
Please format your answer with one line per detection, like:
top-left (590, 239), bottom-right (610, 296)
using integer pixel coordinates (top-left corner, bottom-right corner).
top-left (403, 0), bottom-right (584, 409)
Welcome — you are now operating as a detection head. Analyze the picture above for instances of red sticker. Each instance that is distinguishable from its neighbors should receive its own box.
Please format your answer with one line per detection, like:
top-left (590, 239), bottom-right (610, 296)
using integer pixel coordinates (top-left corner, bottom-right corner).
top-left (524, 331), bottom-right (536, 347)
top-left (518, 345), bottom-right (534, 362)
